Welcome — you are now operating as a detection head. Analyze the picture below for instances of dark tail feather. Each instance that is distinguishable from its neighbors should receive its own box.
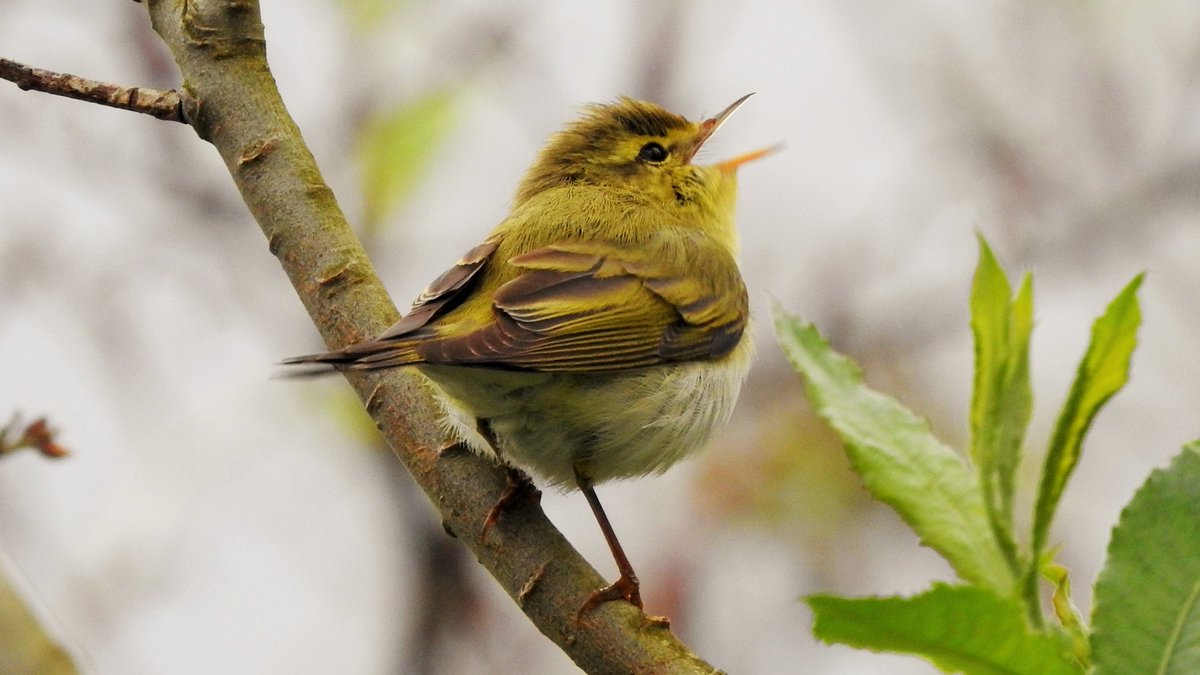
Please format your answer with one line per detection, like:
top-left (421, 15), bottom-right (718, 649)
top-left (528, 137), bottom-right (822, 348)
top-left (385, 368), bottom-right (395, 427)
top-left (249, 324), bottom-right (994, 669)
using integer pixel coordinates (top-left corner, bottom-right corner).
top-left (276, 350), bottom-right (352, 379)
top-left (278, 339), bottom-right (421, 378)
top-left (275, 362), bottom-right (345, 379)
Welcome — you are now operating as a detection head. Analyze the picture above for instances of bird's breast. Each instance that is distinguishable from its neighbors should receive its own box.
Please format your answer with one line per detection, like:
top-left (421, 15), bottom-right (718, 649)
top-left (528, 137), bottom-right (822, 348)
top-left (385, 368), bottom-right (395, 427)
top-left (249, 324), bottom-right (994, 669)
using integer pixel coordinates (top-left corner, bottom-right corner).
top-left (420, 333), bottom-right (752, 489)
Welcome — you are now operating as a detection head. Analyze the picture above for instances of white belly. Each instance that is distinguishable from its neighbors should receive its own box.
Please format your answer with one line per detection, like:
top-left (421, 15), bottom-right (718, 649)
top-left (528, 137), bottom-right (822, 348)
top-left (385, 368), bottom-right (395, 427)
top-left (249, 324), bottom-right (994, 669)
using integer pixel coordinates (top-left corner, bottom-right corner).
top-left (419, 341), bottom-right (751, 489)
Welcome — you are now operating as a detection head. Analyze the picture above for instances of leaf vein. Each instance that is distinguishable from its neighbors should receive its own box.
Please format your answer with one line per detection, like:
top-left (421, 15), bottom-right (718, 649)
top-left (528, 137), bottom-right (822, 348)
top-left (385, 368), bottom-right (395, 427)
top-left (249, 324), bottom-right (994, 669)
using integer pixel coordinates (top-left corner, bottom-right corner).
top-left (1157, 578), bottom-right (1200, 675)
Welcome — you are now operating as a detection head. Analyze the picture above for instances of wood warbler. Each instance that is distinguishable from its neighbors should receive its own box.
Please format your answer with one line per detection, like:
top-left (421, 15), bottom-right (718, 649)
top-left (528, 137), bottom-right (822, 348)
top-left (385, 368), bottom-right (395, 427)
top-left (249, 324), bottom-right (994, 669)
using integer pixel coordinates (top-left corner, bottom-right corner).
top-left (286, 94), bottom-right (770, 615)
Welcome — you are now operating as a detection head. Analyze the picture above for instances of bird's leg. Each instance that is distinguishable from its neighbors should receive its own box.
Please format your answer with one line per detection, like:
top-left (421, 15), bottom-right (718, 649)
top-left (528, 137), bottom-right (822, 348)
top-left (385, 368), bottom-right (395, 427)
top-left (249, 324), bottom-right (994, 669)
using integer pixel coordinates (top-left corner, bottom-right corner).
top-left (476, 418), bottom-right (540, 542)
top-left (576, 475), bottom-right (643, 620)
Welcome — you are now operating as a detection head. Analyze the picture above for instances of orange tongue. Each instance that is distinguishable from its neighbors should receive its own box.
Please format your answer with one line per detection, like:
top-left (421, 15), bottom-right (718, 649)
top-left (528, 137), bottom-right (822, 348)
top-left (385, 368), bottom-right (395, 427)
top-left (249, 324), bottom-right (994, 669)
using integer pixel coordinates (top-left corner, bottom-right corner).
top-left (715, 144), bottom-right (782, 173)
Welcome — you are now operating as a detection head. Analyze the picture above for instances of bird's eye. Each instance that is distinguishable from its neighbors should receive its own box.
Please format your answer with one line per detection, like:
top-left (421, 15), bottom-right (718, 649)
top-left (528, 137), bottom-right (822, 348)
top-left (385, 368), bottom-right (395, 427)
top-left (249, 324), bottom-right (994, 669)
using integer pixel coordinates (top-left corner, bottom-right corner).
top-left (636, 142), bottom-right (669, 163)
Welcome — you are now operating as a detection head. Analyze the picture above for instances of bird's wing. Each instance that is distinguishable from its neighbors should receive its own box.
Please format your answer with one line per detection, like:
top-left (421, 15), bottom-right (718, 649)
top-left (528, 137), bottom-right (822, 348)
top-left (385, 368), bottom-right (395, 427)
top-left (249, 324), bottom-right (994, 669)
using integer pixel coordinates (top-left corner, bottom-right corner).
top-left (307, 236), bottom-right (500, 368)
top-left (412, 239), bottom-right (748, 372)
top-left (374, 237), bottom-right (500, 341)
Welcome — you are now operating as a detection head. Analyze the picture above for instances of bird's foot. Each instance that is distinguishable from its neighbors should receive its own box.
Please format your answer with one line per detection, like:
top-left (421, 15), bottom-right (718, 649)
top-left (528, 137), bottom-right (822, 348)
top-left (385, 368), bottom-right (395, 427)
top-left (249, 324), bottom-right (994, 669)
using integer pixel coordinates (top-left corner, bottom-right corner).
top-left (479, 466), bottom-right (541, 543)
top-left (576, 572), bottom-right (642, 623)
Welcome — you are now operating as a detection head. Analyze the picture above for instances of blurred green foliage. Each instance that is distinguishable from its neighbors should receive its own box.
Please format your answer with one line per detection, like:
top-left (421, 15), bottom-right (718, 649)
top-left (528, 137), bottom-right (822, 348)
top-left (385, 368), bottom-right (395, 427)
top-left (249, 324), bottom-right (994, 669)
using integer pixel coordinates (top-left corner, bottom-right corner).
top-left (357, 89), bottom-right (458, 236)
top-left (338, 0), bottom-right (409, 35)
top-left (0, 575), bottom-right (76, 675)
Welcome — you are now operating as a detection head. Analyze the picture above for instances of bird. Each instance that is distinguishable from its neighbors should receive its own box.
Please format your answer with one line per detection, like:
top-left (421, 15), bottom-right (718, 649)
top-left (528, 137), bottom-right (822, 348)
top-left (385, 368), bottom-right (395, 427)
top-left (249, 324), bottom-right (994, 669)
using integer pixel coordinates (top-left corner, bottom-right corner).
top-left (285, 93), bottom-right (770, 616)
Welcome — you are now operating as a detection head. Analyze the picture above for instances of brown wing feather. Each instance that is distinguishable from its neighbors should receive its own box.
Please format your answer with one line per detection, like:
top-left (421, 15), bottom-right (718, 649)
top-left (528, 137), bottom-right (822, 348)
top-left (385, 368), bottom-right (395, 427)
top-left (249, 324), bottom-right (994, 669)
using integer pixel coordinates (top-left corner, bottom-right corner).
top-left (414, 240), bottom-right (747, 372)
top-left (281, 238), bottom-right (499, 369)
top-left (288, 237), bottom-right (747, 374)
top-left (375, 237), bottom-right (499, 341)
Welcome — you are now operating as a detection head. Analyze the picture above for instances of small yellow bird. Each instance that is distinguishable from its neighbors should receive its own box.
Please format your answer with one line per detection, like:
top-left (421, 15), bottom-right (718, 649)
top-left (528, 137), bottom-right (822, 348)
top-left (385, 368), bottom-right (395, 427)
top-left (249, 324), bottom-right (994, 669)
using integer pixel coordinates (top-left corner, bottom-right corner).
top-left (287, 94), bottom-right (770, 615)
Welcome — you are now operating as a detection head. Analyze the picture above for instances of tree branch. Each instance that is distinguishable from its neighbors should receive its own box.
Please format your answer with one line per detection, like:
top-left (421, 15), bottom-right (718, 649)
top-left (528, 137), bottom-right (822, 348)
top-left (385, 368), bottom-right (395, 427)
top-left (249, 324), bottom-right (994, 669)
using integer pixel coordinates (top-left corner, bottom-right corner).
top-left (0, 1), bottom-right (719, 671)
top-left (0, 58), bottom-right (184, 122)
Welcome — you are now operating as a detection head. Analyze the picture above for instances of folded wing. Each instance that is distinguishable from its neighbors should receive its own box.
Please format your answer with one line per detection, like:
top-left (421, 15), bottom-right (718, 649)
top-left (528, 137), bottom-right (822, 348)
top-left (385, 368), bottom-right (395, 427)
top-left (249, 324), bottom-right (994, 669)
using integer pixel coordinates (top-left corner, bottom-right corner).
top-left (412, 240), bottom-right (747, 372)
top-left (295, 235), bottom-right (748, 374)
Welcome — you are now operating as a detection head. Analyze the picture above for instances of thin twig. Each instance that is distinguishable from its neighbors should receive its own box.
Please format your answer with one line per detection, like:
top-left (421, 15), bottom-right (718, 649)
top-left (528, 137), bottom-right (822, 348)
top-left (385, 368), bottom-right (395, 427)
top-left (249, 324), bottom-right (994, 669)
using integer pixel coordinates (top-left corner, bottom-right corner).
top-left (0, 414), bottom-right (68, 459)
top-left (0, 58), bottom-right (184, 122)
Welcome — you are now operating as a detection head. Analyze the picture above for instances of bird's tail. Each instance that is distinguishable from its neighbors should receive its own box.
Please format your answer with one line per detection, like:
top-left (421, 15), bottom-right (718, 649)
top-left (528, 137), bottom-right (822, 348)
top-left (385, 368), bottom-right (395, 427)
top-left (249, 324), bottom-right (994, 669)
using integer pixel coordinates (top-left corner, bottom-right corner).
top-left (280, 337), bottom-right (425, 377)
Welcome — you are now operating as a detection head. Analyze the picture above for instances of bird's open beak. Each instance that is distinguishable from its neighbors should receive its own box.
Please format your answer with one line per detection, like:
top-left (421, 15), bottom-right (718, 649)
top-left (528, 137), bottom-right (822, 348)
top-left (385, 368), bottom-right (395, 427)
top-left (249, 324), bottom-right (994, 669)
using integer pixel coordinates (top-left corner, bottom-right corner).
top-left (684, 92), bottom-right (755, 163)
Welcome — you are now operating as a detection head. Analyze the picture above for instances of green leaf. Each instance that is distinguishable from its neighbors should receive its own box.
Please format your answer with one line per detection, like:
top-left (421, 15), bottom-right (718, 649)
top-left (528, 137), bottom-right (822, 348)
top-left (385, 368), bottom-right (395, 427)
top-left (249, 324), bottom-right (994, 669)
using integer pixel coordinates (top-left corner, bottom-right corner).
top-left (338, 0), bottom-right (409, 35)
top-left (1043, 558), bottom-right (1090, 668)
top-left (809, 584), bottom-right (1079, 675)
top-left (357, 90), bottom-right (457, 231)
top-left (1031, 274), bottom-right (1143, 556)
top-left (1092, 442), bottom-right (1200, 675)
top-left (773, 305), bottom-right (1014, 591)
top-left (969, 236), bottom-right (1033, 570)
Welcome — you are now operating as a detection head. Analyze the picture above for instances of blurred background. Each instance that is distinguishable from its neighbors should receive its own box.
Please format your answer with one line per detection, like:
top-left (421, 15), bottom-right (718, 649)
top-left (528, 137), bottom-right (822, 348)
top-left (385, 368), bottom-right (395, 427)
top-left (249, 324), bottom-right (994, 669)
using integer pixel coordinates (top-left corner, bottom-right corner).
top-left (2, 1), bottom-right (1198, 673)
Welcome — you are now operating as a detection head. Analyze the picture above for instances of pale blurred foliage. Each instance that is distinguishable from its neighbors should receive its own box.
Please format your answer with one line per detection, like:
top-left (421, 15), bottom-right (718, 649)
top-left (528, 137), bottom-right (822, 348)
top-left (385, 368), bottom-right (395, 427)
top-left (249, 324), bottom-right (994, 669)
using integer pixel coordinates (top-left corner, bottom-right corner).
top-left (1, 1), bottom-right (1198, 673)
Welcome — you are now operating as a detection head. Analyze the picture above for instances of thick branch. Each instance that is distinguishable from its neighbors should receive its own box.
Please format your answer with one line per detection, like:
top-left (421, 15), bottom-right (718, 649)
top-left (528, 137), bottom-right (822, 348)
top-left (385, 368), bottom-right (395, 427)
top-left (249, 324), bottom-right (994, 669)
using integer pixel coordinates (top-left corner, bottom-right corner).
top-left (0, 58), bottom-right (184, 122)
top-left (121, 1), bottom-right (718, 672)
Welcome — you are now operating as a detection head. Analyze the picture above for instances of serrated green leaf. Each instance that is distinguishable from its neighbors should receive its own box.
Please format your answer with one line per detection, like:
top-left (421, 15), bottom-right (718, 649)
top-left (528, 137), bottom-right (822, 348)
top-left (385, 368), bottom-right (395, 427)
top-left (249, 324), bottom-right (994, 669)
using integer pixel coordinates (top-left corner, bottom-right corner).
top-left (969, 236), bottom-right (1033, 570)
top-left (809, 584), bottom-right (1079, 675)
top-left (358, 90), bottom-right (457, 231)
top-left (1092, 442), bottom-right (1200, 675)
top-left (1031, 275), bottom-right (1143, 556)
top-left (773, 304), bottom-right (1014, 591)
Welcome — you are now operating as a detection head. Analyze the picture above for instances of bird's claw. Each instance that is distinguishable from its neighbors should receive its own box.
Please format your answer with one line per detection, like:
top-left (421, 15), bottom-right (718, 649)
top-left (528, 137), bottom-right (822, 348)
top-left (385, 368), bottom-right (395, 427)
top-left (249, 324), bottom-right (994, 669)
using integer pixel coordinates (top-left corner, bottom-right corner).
top-left (479, 467), bottom-right (541, 543)
top-left (576, 572), bottom-right (642, 623)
